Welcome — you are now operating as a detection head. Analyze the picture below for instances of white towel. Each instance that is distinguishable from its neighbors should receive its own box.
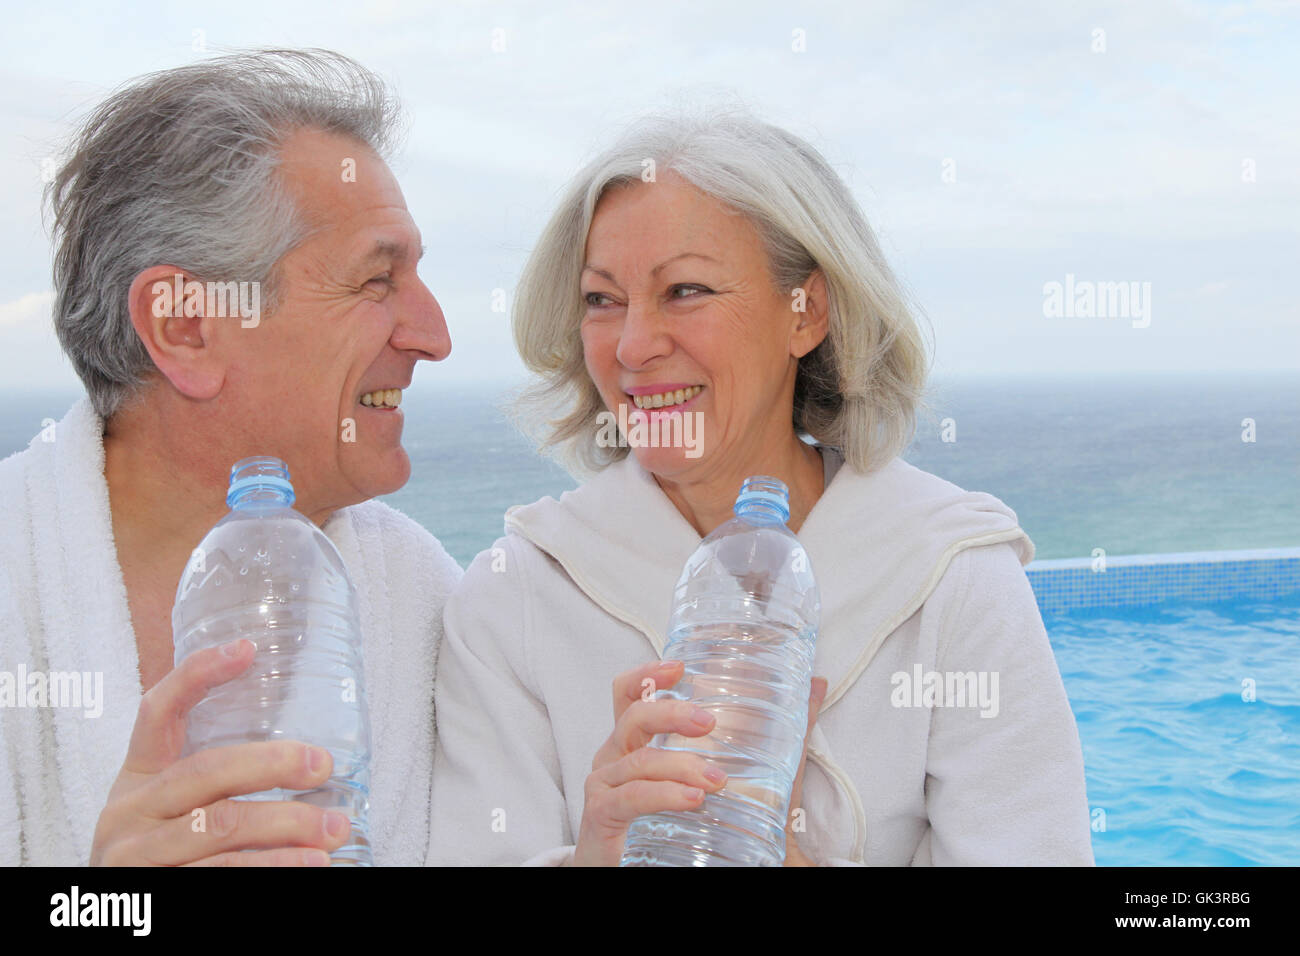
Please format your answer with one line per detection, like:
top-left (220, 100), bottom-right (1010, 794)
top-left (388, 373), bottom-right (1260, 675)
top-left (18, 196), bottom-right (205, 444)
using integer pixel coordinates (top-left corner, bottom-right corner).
top-left (0, 396), bottom-right (460, 865)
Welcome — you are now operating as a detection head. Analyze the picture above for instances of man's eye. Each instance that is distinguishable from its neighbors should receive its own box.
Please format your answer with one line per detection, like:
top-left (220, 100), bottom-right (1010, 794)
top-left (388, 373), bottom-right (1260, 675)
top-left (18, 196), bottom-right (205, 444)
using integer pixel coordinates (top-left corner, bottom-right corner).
top-left (366, 275), bottom-right (394, 291)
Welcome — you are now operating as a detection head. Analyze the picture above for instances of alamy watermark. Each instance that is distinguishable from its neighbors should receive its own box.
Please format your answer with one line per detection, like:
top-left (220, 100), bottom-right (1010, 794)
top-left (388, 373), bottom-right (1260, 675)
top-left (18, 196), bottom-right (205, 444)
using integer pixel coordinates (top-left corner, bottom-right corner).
top-left (1042, 273), bottom-right (1151, 328)
top-left (49, 886), bottom-right (150, 935)
top-left (596, 406), bottom-right (704, 458)
top-left (890, 665), bottom-right (999, 718)
top-left (151, 273), bottom-right (261, 328)
top-left (0, 666), bottom-right (103, 718)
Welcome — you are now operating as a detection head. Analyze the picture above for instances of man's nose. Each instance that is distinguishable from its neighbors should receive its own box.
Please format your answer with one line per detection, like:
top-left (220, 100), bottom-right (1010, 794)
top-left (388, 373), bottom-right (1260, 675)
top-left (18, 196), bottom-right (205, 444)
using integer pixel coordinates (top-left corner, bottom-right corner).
top-left (615, 298), bottom-right (672, 369)
top-left (393, 275), bottom-right (451, 362)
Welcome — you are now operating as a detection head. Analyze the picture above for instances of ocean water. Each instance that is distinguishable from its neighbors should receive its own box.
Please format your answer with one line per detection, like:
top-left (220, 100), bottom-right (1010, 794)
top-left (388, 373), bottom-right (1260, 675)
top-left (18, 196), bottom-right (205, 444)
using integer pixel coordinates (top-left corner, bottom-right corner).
top-left (5, 372), bottom-right (1294, 568)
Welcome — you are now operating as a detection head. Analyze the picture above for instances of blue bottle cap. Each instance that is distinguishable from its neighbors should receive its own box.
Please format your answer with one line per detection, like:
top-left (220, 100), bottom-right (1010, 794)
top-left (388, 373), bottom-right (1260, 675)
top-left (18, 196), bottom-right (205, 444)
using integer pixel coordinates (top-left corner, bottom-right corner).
top-left (734, 475), bottom-right (790, 523)
top-left (227, 456), bottom-right (295, 508)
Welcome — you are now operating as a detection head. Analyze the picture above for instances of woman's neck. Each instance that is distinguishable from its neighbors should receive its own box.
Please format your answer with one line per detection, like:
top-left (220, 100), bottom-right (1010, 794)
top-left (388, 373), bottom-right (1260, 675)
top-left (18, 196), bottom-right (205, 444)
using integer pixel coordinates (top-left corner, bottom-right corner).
top-left (653, 434), bottom-right (826, 537)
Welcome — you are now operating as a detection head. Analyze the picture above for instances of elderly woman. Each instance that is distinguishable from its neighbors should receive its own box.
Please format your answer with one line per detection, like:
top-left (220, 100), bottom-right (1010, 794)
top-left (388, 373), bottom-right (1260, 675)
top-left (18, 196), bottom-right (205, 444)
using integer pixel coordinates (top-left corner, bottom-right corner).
top-left (429, 110), bottom-right (1093, 866)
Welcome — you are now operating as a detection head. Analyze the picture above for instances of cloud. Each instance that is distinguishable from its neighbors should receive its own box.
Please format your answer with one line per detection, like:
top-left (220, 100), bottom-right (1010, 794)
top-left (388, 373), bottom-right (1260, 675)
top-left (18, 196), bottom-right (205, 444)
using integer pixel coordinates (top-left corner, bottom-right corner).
top-left (0, 290), bottom-right (54, 327)
top-left (0, 291), bottom-right (80, 387)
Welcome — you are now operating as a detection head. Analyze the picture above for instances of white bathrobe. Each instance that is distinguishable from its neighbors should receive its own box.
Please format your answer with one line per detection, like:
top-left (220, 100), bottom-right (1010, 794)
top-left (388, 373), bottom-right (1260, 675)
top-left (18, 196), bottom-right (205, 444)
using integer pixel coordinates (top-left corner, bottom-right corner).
top-left (430, 450), bottom-right (1094, 866)
top-left (0, 396), bottom-right (461, 866)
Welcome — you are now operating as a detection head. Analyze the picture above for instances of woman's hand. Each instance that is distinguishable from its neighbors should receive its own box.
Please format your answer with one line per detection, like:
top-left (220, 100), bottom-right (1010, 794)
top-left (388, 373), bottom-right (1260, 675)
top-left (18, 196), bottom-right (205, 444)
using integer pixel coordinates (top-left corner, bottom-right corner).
top-left (783, 676), bottom-right (829, 866)
top-left (91, 639), bottom-right (353, 866)
top-left (574, 660), bottom-right (727, 866)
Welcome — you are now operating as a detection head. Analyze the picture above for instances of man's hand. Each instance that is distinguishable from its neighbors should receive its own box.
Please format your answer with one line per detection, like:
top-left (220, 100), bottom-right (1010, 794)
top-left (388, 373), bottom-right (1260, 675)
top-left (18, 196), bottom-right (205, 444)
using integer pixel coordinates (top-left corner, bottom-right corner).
top-left (91, 639), bottom-right (352, 866)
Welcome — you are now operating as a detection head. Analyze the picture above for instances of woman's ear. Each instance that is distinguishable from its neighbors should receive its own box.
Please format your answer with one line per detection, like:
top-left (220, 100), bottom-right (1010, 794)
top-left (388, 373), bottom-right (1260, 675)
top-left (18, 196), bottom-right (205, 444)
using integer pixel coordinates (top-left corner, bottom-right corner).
top-left (126, 265), bottom-right (227, 400)
top-left (789, 268), bottom-right (830, 359)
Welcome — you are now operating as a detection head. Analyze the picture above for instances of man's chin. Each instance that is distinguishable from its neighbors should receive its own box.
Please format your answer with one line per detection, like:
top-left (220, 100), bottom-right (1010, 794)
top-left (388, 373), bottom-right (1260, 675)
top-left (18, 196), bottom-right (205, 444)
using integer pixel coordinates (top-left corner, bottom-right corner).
top-left (346, 447), bottom-right (412, 501)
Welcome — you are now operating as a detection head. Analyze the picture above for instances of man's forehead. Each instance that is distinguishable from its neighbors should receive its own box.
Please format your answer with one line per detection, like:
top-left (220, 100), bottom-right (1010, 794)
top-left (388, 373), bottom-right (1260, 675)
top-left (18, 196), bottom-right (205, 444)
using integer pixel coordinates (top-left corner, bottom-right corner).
top-left (277, 127), bottom-right (406, 225)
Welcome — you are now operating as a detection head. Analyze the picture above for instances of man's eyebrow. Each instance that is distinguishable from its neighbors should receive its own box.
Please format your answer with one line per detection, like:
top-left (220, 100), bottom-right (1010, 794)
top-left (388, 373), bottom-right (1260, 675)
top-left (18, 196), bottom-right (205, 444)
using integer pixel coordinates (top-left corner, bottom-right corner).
top-left (355, 239), bottom-right (424, 270)
top-left (582, 252), bottom-right (717, 283)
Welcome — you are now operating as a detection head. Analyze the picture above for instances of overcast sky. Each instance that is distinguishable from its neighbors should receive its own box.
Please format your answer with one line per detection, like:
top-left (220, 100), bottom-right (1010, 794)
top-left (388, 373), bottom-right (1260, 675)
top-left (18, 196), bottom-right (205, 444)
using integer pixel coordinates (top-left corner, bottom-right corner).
top-left (2, 0), bottom-right (1296, 392)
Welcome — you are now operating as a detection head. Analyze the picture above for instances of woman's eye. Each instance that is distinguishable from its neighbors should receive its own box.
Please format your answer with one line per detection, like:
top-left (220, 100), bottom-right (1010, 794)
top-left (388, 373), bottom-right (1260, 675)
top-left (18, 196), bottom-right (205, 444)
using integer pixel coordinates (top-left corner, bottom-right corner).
top-left (670, 284), bottom-right (710, 299)
top-left (584, 291), bottom-right (612, 307)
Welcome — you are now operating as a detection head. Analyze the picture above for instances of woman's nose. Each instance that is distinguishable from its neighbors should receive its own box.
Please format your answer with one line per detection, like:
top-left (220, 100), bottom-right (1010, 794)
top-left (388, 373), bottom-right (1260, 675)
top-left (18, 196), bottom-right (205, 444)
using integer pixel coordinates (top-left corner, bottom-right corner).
top-left (615, 299), bottom-right (672, 369)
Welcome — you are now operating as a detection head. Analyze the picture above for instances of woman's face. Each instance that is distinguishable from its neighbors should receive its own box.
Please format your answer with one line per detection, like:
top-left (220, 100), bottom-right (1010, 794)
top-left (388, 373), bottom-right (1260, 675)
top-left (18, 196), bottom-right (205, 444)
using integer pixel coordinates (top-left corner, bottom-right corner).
top-left (580, 171), bottom-right (824, 481)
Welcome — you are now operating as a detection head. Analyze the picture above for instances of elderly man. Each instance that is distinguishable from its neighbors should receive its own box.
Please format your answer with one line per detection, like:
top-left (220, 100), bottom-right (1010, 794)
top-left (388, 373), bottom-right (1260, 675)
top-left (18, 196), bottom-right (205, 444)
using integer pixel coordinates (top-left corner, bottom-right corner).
top-left (0, 50), bottom-right (459, 865)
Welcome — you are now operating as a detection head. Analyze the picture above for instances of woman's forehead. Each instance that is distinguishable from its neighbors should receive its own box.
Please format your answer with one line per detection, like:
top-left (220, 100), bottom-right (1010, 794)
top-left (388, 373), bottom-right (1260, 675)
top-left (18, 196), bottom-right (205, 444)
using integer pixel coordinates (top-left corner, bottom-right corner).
top-left (587, 180), bottom-right (760, 260)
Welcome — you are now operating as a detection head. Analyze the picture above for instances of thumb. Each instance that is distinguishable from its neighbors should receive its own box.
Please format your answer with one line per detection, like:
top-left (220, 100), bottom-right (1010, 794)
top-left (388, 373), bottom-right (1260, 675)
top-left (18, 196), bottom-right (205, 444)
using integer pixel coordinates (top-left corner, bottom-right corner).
top-left (788, 676), bottom-right (829, 826)
top-left (808, 676), bottom-right (829, 730)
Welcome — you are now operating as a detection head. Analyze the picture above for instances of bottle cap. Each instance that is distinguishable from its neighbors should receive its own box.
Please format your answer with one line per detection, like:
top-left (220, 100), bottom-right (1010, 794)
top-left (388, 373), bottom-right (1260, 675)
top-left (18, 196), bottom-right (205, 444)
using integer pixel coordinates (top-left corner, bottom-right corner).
top-left (227, 456), bottom-right (295, 508)
top-left (734, 475), bottom-right (790, 523)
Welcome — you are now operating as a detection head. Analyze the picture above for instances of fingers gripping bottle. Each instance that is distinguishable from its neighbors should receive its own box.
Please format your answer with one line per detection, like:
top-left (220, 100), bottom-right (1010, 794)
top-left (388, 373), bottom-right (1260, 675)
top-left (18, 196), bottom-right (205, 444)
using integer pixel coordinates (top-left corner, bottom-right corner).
top-left (172, 456), bottom-right (373, 865)
top-left (621, 476), bottom-right (820, 866)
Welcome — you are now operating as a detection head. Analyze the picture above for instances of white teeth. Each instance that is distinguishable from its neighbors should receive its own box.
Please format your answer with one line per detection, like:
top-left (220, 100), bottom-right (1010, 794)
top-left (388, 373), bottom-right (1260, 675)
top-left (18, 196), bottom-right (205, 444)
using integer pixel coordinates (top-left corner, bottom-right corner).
top-left (361, 388), bottom-right (402, 408)
top-left (631, 385), bottom-right (702, 409)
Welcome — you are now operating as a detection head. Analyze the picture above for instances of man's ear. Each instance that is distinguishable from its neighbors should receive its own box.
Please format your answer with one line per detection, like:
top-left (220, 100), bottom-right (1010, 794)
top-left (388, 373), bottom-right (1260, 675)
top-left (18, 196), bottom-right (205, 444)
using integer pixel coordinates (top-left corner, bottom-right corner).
top-left (126, 266), bottom-right (226, 400)
top-left (789, 268), bottom-right (830, 359)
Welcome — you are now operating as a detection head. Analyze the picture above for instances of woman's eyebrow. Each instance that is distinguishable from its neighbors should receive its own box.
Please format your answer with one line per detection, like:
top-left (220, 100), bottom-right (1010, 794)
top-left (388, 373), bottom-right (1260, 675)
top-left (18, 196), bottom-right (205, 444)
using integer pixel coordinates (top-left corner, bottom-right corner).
top-left (582, 252), bottom-right (719, 283)
top-left (651, 252), bottom-right (718, 274)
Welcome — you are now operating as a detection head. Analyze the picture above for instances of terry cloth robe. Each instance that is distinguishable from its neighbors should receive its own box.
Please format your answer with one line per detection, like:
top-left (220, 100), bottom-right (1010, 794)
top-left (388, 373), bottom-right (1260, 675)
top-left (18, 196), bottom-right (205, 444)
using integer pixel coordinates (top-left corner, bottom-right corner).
top-left (430, 448), bottom-right (1094, 866)
top-left (0, 396), bottom-right (461, 866)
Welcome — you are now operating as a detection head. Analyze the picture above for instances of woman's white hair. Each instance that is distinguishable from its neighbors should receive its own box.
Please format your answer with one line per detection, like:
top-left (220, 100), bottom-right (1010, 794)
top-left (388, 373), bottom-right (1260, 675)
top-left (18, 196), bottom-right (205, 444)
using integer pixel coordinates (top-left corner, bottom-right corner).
top-left (511, 106), bottom-right (934, 476)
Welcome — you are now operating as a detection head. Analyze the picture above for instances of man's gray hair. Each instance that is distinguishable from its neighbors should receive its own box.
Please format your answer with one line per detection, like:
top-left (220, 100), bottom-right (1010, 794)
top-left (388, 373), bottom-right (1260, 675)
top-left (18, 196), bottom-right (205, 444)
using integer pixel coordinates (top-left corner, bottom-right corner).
top-left (45, 49), bottom-right (401, 421)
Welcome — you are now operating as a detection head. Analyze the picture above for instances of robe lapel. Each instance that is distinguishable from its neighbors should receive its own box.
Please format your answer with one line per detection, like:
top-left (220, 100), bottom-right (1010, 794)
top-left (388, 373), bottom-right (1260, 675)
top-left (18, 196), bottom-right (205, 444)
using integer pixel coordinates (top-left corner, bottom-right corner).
top-left (31, 398), bottom-right (142, 859)
top-left (505, 452), bottom-right (1032, 715)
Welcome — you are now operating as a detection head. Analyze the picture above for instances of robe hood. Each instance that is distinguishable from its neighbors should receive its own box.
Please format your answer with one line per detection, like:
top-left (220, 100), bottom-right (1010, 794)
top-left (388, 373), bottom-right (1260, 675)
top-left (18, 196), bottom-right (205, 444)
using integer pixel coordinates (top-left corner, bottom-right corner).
top-left (505, 450), bottom-right (1033, 710)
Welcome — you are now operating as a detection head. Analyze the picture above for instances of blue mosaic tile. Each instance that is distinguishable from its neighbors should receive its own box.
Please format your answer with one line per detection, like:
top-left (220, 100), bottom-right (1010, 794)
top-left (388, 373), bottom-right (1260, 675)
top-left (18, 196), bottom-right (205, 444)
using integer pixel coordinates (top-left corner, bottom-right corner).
top-left (1024, 548), bottom-right (1300, 613)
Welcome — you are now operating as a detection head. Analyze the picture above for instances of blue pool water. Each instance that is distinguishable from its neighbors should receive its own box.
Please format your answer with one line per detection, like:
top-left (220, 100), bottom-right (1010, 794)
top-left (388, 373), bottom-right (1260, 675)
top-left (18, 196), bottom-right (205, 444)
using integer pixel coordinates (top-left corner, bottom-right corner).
top-left (1045, 594), bottom-right (1300, 866)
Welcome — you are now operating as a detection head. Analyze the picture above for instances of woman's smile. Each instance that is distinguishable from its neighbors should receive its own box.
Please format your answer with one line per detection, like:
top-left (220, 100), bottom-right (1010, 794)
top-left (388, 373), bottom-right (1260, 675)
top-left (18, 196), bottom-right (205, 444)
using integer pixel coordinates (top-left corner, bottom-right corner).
top-left (624, 384), bottom-right (705, 411)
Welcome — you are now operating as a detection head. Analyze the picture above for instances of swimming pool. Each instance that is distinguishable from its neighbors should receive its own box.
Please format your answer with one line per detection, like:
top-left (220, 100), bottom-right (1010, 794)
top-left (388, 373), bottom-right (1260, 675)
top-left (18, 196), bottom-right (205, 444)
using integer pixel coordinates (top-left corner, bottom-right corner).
top-left (1031, 551), bottom-right (1300, 866)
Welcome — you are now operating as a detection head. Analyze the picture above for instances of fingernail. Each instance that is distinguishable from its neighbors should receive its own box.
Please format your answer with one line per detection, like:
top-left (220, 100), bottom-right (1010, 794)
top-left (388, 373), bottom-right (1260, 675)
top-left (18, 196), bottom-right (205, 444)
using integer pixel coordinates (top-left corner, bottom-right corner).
top-left (690, 707), bottom-right (713, 729)
top-left (219, 639), bottom-right (245, 657)
top-left (659, 660), bottom-right (681, 670)
top-left (685, 787), bottom-right (704, 801)
top-left (703, 765), bottom-right (726, 785)
top-left (308, 746), bottom-right (327, 773)
top-left (324, 812), bottom-right (349, 838)
top-left (303, 850), bottom-right (330, 866)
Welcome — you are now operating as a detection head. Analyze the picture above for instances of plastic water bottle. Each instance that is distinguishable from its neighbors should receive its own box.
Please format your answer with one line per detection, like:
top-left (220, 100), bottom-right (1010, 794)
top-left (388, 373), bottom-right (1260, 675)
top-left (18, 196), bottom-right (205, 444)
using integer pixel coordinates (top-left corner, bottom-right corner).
top-left (621, 475), bottom-right (820, 866)
top-left (172, 456), bottom-right (372, 865)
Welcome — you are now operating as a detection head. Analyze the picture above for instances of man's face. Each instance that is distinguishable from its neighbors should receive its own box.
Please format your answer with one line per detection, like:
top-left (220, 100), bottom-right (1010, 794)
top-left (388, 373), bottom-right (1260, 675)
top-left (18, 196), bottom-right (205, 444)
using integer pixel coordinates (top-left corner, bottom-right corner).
top-left (222, 127), bottom-right (449, 515)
